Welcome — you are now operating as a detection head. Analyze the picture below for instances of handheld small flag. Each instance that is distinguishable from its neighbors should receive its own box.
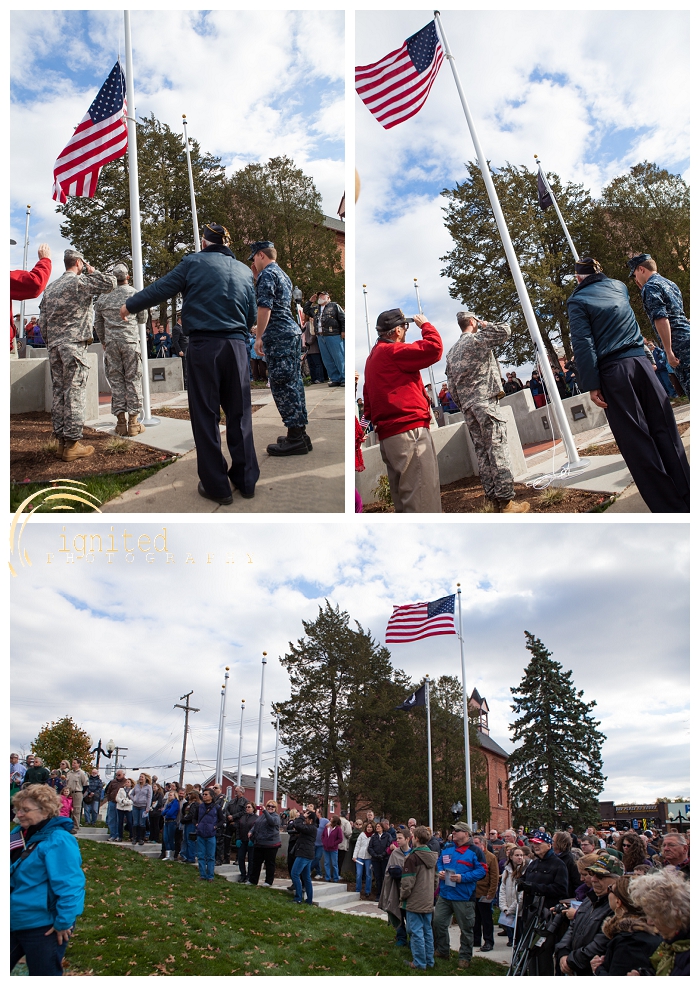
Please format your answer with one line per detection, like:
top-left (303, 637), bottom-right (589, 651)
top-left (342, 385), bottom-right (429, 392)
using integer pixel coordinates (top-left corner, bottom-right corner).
top-left (396, 683), bottom-right (427, 711)
top-left (386, 594), bottom-right (457, 643)
top-left (52, 62), bottom-right (128, 203)
top-left (355, 20), bottom-right (444, 130)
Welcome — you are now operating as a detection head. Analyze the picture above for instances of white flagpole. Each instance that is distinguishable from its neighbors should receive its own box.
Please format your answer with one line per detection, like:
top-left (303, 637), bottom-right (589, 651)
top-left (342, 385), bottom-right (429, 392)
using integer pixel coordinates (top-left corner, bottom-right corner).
top-left (425, 676), bottom-right (434, 832)
top-left (362, 284), bottom-right (372, 352)
top-left (182, 115), bottom-right (201, 253)
top-left (272, 707), bottom-right (280, 804)
top-left (215, 667), bottom-right (229, 785)
top-left (254, 653), bottom-right (267, 805)
top-left (456, 584), bottom-right (472, 828)
top-left (123, 11), bottom-right (157, 427)
top-left (535, 156), bottom-right (579, 263)
top-left (18, 205), bottom-right (31, 339)
top-left (237, 699), bottom-right (245, 787)
top-left (433, 11), bottom-right (583, 472)
top-left (413, 278), bottom-right (440, 412)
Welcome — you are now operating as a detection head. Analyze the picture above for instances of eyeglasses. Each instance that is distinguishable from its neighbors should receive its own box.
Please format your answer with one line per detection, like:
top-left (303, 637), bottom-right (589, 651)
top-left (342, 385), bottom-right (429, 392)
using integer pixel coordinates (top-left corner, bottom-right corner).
top-left (15, 805), bottom-right (41, 814)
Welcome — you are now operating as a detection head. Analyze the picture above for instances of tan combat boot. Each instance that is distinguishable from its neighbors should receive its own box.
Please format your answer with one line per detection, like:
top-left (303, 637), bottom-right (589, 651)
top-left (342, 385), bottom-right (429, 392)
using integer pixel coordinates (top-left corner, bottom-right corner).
top-left (62, 440), bottom-right (95, 462)
top-left (128, 414), bottom-right (145, 436)
top-left (500, 499), bottom-right (530, 514)
top-left (54, 438), bottom-right (65, 459)
top-left (114, 412), bottom-right (128, 436)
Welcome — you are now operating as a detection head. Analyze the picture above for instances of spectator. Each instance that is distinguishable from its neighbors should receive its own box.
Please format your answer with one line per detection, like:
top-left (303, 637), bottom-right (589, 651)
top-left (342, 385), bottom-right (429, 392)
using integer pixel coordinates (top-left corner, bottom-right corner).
top-left (225, 785), bottom-right (249, 864)
top-left (322, 815), bottom-right (343, 883)
top-left (63, 759), bottom-right (89, 836)
top-left (519, 832), bottom-right (570, 975)
top-left (82, 769), bottom-right (104, 826)
top-left (10, 754), bottom-right (26, 784)
top-left (249, 799), bottom-right (281, 887)
top-left (353, 821), bottom-right (375, 900)
top-left (210, 784), bottom-right (228, 865)
top-left (129, 773), bottom-right (152, 846)
top-left (553, 829), bottom-right (583, 896)
top-left (10, 244), bottom-right (52, 356)
top-left (23, 757), bottom-right (50, 787)
top-left (580, 834), bottom-right (600, 857)
top-left (104, 769), bottom-right (128, 842)
top-left (619, 832), bottom-right (653, 873)
top-left (661, 833), bottom-right (689, 878)
top-left (59, 788), bottom-right (73, 819)
top-left (379, 827), bottom-right (412, 947)
top-left (588, 874), bottom-right (662, 976)
top-left (338, 812), bottom-right (353, 878)
top-left (527, 369), bottom-right (546, 408)
top-left (178, 791), bottom-right (200, 864)
top-left (148, 780), bottom-right (165, 846)
top-left (161, 790), bottom-right (180, 860)
top-left (195, 788), bottom-right (224, 882)
top-left (171, 315), bottom-right (189, 388)
top-left (10, 784), bottom-right (85, 976)
top-left (116, 778), bottom-right (135, 843)
top-left (627, 866), bottom-right (690, 976)
top-left (471, 833), bottom-right (499, 953)
top-left (368, 821), bottom-right (392, 897)
top-left (399, 825), bottom-right (439, 970)
top-left (433, 822), bottom-right (487, 970)
top-left (289, 810), bottom-right (319, 905)
top-left (303, 290), bottom-right (345, 387)
top-left (498, 845), bottom-right (529, 946)
top-left (310, 809), bottom-right (329, 881)
top-left (236, 802), bottom-right (257, 884)
top-left (555, 854), bottom-right (621, 976)
top-left (302, 318), bottom-right (325, 385)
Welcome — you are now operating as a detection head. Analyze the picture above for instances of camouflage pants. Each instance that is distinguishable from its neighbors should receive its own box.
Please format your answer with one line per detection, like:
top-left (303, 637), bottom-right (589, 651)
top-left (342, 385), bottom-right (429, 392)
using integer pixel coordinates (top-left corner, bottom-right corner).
top-left (48, 341), bottom-right (90, 441)
top-left (670, 333), bottom-right (690, 397)
top-left (464, 402), bottom-right (515, 501)
top-left (104, 338), bottom-right (143, 415)
top-left (263, 330), bottom-right (308, 428)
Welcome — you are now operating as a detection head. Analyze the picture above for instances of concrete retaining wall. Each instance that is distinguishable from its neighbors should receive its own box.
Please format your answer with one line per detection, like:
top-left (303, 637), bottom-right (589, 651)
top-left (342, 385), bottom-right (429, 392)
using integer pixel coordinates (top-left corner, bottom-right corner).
top-left (147, 357), bottom-right (183, 393)
top-left (499, 388), bottom-right (606, 443)
top-left (10, 353), bottom-right (99, 421)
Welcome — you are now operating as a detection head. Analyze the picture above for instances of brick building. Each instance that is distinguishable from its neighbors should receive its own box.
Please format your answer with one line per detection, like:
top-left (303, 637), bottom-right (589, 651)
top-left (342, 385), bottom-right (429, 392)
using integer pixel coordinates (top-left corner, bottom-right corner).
top-left (469, 689), bottom-right (511, 833)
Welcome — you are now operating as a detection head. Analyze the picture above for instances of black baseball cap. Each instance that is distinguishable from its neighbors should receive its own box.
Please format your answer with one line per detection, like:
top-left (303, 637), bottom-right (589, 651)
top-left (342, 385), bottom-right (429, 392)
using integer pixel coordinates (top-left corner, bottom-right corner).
top-left (627, 253), bottom-right (652, 278)
top-left (376, 308), bottom-right (414, 333)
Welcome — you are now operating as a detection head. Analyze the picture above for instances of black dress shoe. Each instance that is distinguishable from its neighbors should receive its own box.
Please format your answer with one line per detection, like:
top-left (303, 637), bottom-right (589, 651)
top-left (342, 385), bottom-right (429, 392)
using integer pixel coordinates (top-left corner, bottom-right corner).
top-left (197, 481), bottom-right (233, 505)
top-left (267, 430), bottom-right (309, 456)
top-left (479, 944), bottom-right (494, 952)
top-left (231, 484), bottom-right (255, 499)
top-left (276, 433), bottom-right (312, 451)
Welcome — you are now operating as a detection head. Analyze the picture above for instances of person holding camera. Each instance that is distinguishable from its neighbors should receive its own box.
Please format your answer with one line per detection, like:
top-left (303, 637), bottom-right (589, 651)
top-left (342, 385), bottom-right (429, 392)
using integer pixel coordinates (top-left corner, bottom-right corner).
top-left (554, 854), bottom-right (621, 976)
top-left (288, 810), bottom-right (319, 905)
top-left (236, 802), bottom-right (257, 883)
top-left (517, 833), bottom-right (569, 974)
top-left (362, 309), bottom-right (443, 513)
top-left (248, 799), bottom-right (281, 887)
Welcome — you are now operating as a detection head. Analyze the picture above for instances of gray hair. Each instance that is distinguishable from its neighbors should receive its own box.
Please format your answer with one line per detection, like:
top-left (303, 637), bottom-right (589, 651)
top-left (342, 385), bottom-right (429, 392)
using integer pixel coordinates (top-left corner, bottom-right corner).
top-left (663, 833), bottom-right (687, 845)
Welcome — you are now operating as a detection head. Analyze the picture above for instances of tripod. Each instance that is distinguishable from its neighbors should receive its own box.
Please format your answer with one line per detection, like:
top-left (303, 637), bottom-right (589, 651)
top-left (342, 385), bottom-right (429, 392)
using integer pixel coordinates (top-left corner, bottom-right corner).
top-left (508, 895), bottom-right (552, 976)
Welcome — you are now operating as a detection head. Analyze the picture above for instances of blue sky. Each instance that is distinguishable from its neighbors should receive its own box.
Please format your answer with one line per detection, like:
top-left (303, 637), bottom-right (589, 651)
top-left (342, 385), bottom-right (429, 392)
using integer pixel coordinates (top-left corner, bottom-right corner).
top-left (355, 10), bottom-right (689, 388)
top-left (10, 10), bottom-right (344, 302)
top-left (11, 523), bottom-right (689, 803)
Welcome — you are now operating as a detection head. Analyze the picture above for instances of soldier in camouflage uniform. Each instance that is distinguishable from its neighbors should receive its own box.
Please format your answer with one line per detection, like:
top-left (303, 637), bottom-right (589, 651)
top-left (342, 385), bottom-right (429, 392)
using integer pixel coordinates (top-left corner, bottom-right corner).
top-left (628, 254), bottom-right (690, 397)
top-left (94, 263), bottom-right (146, 436)
top-left (250, 241), bottom-right (311, 456)
top-left (445, 311), bottom-right (529, 513)
top-left (39, 249), bottom-right (116, 461)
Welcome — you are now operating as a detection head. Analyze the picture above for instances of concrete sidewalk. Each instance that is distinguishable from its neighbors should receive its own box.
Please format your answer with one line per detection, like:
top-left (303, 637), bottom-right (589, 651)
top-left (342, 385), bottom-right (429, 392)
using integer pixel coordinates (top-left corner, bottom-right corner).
top-left (101, 384), bottom-right (344, 513)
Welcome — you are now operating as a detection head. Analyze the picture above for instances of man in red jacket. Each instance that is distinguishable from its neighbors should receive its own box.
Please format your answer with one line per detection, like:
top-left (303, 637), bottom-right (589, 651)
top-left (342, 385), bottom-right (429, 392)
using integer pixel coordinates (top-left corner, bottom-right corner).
top-left (362, 308), bottom-right (443, 512)
top-left (10, 244), bottom-right (52, 354)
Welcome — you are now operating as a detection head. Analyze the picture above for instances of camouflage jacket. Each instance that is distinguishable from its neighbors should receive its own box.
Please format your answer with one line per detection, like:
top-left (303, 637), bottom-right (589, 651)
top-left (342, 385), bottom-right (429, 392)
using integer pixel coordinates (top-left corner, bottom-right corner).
top-left (40, 270), bottom-right (116, 347)
top-left (445, 321), bottom-right (511, 410)
top-left (640, 273), bottom-right (690, 338)
top-left (94, 283), bottom-right (146, 345)
top-left (256, 262), bottom-right (300, 336)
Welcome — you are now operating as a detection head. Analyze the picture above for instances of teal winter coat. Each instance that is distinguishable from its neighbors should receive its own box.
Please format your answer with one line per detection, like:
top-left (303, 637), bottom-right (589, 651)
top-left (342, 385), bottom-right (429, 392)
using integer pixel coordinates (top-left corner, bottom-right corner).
top-left (10, 817), bottom-right (85, 931)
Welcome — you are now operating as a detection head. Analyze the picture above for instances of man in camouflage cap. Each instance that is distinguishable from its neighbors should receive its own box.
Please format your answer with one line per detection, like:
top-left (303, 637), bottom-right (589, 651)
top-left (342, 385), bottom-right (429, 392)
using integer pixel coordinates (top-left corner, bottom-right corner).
top-left (39, 249), bottom-right (116, 461)
top-left (94, 263), bottom-right (146, 436)
top-left (250, 241), bottom-right (311, 456)
top-left (445, 312), bottom-right (529, 513)
top-left (628, 253), bottom-right (690, 397)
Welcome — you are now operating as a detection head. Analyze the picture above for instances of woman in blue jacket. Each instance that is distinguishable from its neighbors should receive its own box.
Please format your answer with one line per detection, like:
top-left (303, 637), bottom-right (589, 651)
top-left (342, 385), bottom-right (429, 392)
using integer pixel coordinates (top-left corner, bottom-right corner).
top-left (196, 789), bottom-right (225, 881)
top-left (10, 784), bottom-right (85, 976)
top-left (161, 791), bottom-right (180, 860)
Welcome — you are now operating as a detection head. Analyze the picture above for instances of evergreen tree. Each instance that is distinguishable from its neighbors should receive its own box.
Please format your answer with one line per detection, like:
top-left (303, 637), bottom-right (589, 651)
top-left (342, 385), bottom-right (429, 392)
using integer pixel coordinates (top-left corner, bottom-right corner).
top-left (31, 716), bottom-right (94, 770)
top-left (508, 632), bottom-right (606, 831)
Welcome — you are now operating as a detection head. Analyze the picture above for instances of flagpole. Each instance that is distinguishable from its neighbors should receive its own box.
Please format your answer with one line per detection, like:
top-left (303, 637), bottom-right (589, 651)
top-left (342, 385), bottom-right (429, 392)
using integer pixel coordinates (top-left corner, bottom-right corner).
top-left (237, 699), bottom-right (245, 787)
top-left (424, 676), bottom-right (434, 832)
top-left (123, 10), bottom-right (157, 427)
top-left (456, 584), bottom-right (472, 828)
top-left (254, 653), bottom-right (267, 805)
top-left (362, 284), bottom-right (372, 352)
top-left (413, 278), bottom-right (440, 412)
top-left (18, 205), bottom-right (31, 339)
top-left (433, 11), bottom-right (583, 472)
top-left (182, 115), bottom-right (201, 253)
top-left (535, 156), bottom-right (579, 262)
top-left (272, 706), bottom-right (280, 804)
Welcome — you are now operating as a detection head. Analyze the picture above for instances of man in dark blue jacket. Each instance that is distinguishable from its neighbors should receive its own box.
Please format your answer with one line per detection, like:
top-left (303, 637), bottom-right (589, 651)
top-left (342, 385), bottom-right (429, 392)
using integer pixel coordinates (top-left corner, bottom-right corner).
top-left (122, 223), bottom-right (259, 504)
top-left (567, 257), bottom-right (689, 512)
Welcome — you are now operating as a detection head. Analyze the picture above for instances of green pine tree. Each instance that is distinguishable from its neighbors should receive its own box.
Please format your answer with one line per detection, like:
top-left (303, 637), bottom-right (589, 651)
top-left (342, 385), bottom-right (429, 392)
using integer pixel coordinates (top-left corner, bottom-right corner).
top-left (508, 632), bottom-right (606, 831)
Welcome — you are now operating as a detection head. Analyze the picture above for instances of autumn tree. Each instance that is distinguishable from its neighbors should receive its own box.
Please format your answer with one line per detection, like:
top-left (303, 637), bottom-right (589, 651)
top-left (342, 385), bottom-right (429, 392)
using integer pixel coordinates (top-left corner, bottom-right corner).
top-left (31, 716), bottom-right (94, 770)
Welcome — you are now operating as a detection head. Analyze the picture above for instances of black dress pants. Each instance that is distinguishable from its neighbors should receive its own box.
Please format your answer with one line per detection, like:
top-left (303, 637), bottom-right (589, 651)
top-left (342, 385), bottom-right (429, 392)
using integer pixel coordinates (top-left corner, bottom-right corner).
top-left (600, 356), bottom-right (689, 512)
top-left (473, 899), bottom-right (495, 947)
top-left (187, 336), bottom-right (260, 499)
top-left (249, 846), bottom-right (278, 886)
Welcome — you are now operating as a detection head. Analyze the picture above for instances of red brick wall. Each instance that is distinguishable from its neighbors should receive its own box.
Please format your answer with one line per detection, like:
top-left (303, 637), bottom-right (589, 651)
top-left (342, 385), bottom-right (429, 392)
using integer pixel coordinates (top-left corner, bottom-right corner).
top-left (481, 750), bottom-right (511, 832)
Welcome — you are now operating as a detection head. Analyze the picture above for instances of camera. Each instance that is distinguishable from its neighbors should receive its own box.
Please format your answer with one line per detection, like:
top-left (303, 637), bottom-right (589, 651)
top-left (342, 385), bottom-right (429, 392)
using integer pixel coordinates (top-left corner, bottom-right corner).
top-left (544, 902), bottom-right (569, 935)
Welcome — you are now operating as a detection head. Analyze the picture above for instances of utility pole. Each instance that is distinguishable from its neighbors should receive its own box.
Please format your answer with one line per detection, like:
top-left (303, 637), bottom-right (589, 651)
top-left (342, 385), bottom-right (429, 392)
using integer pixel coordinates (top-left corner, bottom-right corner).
top-left (174, 691), bottom-right (200, 788)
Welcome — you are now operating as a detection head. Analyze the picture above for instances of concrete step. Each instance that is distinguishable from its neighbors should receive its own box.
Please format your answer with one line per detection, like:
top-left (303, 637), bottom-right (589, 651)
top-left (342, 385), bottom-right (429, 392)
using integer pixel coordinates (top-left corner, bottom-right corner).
top-left (316, 892), bottom-right (362, 910)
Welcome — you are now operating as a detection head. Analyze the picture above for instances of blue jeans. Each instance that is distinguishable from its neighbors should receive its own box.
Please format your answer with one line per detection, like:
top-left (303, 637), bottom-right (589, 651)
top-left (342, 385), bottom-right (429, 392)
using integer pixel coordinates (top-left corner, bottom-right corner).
top-left (197, 835), bottom-right (216, 880)
top-left (181, 823), bottom-right (196, 861)
top-left (10, 923), bottom-right (74, 976)
top-left (406, 911), bottom-right (435, 969)
top-left (163, 819), bottom-right (176, 851)
top-left (309, 843), bottom-right (324, 877)
top-left (291, 855), bottom-right (314, 903)
top-left (318, 334), bottom-right (344, 384)
top-left (131, 806), bottom-right (147, 828)
top-left (355, 857), bottom-right (372, 894)
top-left (106, 801), bottom-right (118, 838)
top-left (83, 800), bottom-right (99, 825)
top-left (323, 849), bottom-right (339, 881)
top-left (306, 351), bottom-right (326, 383)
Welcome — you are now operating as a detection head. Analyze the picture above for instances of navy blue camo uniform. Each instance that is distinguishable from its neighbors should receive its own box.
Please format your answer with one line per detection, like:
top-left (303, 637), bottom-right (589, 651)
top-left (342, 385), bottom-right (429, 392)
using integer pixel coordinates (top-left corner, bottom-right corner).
top-left (640, 272), bottom-right (690, 397)
top-left (252, 244), bottom-right (309, 454)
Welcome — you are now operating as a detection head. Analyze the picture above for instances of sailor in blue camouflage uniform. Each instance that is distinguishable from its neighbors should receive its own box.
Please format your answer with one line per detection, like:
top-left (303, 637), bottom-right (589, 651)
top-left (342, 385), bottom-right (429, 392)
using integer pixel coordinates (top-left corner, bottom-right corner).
top-left (250, 241), bottom-right (311, 456)
top-left (628, 254), bottom-right (690, 397)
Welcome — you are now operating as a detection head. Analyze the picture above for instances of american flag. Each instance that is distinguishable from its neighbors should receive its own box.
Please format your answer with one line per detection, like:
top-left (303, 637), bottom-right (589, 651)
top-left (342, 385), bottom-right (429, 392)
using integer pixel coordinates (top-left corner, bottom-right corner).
top-left (355, 20), bottom-right (444, 130)
top-left (386, 594), bottom-right (457, 643)
top-left (52, 62), bottom-right (128, 203)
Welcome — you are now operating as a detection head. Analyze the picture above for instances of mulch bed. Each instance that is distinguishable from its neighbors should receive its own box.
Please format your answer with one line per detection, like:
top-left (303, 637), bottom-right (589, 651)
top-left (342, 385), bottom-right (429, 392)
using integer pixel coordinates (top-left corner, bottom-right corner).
top-left (155, 405), bottom-right (265, 421)
top-left (363, 475), bottom-right (607, 514)
top-left (10, 412), bottom-right (174, 483)
top-left (580, 420), bottom-right (689, 457)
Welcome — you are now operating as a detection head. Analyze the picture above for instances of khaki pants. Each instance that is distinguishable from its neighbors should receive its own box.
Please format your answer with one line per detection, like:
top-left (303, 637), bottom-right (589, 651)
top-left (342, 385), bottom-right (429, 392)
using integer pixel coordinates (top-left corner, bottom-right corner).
top-left (70, 792), bottom-right (83, 831)
top-left (433, 897), bottom-right (476, 961)
top-left (380, 428), bottom-right (442, 513)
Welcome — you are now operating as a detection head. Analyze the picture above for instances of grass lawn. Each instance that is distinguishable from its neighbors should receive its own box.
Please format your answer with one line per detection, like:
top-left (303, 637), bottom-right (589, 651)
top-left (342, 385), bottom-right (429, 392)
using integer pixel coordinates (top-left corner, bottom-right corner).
top-left (10, 462), bottom-right (172, 513)
top-left (62, 842), bottom-right (507, 976)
